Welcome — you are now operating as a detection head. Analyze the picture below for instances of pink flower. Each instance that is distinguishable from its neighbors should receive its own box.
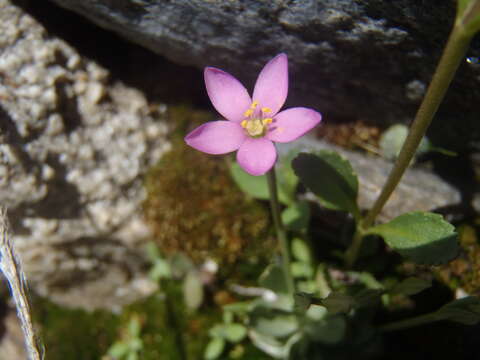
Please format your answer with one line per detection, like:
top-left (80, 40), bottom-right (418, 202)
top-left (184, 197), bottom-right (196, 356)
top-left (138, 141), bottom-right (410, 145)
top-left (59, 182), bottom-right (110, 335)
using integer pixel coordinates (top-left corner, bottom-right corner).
top-left (185, 53), bottom-right (322, 176)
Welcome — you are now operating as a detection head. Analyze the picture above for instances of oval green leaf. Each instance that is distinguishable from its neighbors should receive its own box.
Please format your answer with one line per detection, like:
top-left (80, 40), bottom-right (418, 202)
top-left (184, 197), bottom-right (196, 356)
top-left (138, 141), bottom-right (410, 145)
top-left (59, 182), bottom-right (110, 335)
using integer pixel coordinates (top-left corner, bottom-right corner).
top-left (204, 337), bottom-right (225, 360)
top-left (291, 151), bottom-right (359, 218)
top-left (369, 211), bottom-right (458, 265)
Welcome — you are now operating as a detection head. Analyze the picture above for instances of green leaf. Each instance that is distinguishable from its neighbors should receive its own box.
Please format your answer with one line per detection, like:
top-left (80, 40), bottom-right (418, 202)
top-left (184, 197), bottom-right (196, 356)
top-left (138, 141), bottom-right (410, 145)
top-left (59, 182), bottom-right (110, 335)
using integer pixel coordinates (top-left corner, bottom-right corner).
top-left (204, 337), bottom-right (225, 360)
top-left (379, 124), bottom-right (431, 161)
top-left (321, 292), bottom-right (355, 314)
top-left (436, 296), bottom-right (480, 325)
top-left (183, 270), bottom-right (204, 311)
top-left (145, 241), bottom-right (161, 262)
top-left (282, 201), bottom-right (311, 232)
top-left (230, 163), bottom-right (290, 204)
top-left (291, 237), bottom-right (311, 264)
top-left (223, 323), bottom-right (247, 343)
top-left (352, 289), bottom-right (384, 307)
top-left (223, 301), bottom-right (252, 314)
top-left (292, 151), bottom-right (359, 218)
top-left (304, 315), bottom-right (347, 344)
top-left (249, 330), bottom-right (301, 359)
top-left (277, 149), bottom-right (301, 203)
top-left (291, 262), bottom-right (314, 278)
top-left (253, 314), bottom-right (298, 338)
top-left (128, 316), bottom-right (141, 337)
top-left (390, 277), bottom-right (432, 296)
top-left (259, 265), bottom-right (289, 294)
top-left (107, 342), bottom-right (129, 358)
top-left (369, 212), bottom-right (458, 265)
top-left (148, 259), bottom-right (171, 281)
top-left (294, 292), bottom-right (313, 314)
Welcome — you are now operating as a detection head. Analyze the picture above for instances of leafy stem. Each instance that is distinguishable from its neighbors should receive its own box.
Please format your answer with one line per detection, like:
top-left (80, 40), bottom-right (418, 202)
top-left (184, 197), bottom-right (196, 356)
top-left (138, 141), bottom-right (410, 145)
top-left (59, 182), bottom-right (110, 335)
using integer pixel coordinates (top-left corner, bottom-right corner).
top-left (362, 23), bottom-right (473, 230)
top-left (266, 167), bottom-right (295, 295)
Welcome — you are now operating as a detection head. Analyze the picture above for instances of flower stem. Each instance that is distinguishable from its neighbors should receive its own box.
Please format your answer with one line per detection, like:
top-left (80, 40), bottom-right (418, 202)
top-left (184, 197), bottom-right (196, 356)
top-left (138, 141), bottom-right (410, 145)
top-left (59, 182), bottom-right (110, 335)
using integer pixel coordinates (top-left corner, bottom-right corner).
top-left (362, 25), bottom-right (473, 230)
top-left (266, 168), bottom-right (294, 295)
top-left (344, 224), bottom-right (365, 268)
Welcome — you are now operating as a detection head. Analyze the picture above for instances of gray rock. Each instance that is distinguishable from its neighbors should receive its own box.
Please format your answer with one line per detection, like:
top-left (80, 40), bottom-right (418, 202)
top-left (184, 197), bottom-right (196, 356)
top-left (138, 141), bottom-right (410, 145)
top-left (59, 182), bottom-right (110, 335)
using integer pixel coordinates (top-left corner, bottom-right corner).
top-left (0, 0), bottom-right (167, 311)
top-left (45, 0), bottom-right (480, 147)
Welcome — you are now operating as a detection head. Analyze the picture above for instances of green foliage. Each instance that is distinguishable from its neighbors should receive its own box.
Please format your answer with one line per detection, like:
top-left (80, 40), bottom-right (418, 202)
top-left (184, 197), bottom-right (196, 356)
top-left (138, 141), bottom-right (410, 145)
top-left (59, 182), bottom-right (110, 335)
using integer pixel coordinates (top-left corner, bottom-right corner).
top-left (292, 151), bottom-right (360, 219)
top-left (369, 211), bottom-right (458, 265)
top-left (33, 297), bottom-right (119, 359)
top-left (204, 337), bottom-right (226, 360)
top-left (379, 124), bottom-right (431, 161)
top-left (282, 201), bottom-right (311, 232)
top-left (436, 296), bottom-right (480, 325)
top-left (106, 315), bottom-right (144, 360)
top-left (229, 151), bottom-right (299, 205)
top-left (259, 265), bottom-right (290, 295)
top-left (390, 277), bottom-right (432, 296)
top-left (291, 238), bottom-right (312, 264)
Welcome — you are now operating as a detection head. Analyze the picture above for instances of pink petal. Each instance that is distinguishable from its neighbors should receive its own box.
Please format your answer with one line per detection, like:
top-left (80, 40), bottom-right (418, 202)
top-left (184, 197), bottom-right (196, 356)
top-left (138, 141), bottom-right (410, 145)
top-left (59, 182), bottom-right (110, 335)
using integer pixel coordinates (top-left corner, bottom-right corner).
top-left (266, 107), bottom-right (322, 143)
top-left (236, 138), bottom-right (277, 176)
top-left (204, 67), bottom-right (252, 122)
top-left (252, 53), bottom-right (288, 116)
top-left (185, 121), bottom-right (246, 154)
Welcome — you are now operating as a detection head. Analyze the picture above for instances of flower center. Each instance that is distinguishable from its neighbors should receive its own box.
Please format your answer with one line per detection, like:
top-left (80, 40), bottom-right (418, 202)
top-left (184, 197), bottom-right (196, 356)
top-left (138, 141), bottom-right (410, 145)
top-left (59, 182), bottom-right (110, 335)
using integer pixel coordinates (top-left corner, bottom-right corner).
top-left (240, 101), bottom-right (273, 138)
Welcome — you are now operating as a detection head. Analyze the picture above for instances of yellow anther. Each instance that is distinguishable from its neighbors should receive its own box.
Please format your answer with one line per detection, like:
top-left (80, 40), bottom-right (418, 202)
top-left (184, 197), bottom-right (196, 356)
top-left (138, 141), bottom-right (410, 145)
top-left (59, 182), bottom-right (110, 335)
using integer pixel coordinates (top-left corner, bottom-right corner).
top-left (243, 109), bottom-right (253, 117)
top-left (262, 118), bottom-right (273, 125)
top-left (250, 101), bottom-right (259, 109)
top-left (241, 120), bottom-right (248, 128)
top-left (261, 107), bottom-right (272, 113)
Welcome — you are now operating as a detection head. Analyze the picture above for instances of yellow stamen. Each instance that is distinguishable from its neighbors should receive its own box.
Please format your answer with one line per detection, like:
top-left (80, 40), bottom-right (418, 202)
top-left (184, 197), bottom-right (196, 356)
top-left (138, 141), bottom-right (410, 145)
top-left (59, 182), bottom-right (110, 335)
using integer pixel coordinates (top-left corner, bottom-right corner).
top-left (261, 107), bottom-right (272, 113)
top-left (241, 120), bottom-right (248, 128)
top-left (243, 109), bottom-right (253, 117)
top-left (262, 118), bottom-right (273, 125)
top-left (250, 101), bottom-right (259, 109)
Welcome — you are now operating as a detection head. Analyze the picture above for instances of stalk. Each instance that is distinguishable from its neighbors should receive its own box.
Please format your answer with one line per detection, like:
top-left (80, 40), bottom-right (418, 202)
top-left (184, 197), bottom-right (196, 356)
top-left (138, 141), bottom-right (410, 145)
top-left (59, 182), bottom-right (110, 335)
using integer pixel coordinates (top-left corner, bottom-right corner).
top-left (362, 26), bottom-right (473, 230)
top-left (266, 168), bottom-right (294, 295)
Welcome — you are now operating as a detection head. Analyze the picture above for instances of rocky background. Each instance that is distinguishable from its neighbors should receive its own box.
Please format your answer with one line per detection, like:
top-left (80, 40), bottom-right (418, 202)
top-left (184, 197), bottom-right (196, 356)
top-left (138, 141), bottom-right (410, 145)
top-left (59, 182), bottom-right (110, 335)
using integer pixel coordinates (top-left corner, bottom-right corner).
top-left (45, 0), bottom-right (480, 149)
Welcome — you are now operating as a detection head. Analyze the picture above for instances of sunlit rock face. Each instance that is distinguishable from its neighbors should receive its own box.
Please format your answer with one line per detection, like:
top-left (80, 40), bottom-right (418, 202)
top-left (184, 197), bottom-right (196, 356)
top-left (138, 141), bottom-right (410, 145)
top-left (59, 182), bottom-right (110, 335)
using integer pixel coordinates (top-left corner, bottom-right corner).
top-left (0, 0), bottom-right (168, 311)
top-left (47, 0), bottom-right (480, 148)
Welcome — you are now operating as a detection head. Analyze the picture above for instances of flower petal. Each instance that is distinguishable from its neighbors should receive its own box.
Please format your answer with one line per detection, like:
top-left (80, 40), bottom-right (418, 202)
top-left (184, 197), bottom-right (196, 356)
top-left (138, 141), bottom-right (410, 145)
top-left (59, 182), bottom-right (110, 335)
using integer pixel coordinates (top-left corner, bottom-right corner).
top-left (185, 121), bottom-right (246, 154)
top-left (236, 138), bottom-right (277, 176)
top-left (252, 53), bottom-right (288, 115)
top-left (266, 107), bottom-right (322, 143)
top-left (204, 67), bottom-right (252, 122)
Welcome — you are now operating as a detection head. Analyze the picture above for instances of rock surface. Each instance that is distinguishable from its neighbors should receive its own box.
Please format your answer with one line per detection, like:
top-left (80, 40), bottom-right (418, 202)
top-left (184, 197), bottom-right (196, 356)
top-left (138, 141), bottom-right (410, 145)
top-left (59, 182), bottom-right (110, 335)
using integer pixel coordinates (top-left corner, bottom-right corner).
top-left (0, 0), bottom-right (167, 311)
top-left (45, 0), bottom-right (480, 147)
top-left (279, 138), bottom-right (461, 223)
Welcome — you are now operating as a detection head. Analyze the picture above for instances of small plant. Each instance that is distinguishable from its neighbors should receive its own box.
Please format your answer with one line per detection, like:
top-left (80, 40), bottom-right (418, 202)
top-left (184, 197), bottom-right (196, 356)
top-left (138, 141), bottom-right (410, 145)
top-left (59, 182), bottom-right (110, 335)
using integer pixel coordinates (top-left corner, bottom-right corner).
top-left (181, 2), bottom-right (480, 356)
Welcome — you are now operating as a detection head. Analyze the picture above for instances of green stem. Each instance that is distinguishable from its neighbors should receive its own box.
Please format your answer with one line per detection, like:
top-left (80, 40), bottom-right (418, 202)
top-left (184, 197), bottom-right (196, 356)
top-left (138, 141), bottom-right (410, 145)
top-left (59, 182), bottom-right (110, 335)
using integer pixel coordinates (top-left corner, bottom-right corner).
top-left (363, 26), bottom-right (473, 230)
top-left (266, 168), bottom-right (294, 295)
top-left (379, 313), bottom-right (440, 333)
top-left (344, 225), bottom-right (364, 268)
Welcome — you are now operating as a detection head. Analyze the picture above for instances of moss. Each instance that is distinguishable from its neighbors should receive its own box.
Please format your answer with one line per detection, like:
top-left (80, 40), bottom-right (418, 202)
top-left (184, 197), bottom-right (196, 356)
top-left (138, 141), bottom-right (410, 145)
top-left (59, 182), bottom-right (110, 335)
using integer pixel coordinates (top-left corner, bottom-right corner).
top-left (143, 112), bottom-right (272, 271)
top-left (435, 224), bottom-right (480, 294)
top-left (32, 284), bottom-right (220, 360)
top-left (32, 297), bottom-right (120, 359)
